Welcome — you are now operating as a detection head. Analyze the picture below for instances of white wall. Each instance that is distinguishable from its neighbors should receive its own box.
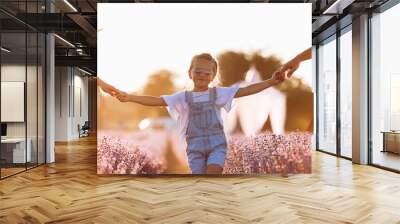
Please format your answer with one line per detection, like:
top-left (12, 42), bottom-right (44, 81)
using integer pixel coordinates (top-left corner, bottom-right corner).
top-left (55, 66), bottom-right (69, 141)
top-left (1, 82), bottom-right (24, 122)
top-left (1, 65), bottom-right (36, 138)
top-left (72, 72), bottom-right (89, 138)
top-left (1, 63), bottom-right (46, 164)
top-left (55, 66), bottom-right (89, 141)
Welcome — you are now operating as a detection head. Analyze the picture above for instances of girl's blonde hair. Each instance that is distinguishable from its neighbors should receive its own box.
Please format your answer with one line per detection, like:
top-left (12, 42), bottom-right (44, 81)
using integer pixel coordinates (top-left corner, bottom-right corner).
top-left (188, 53), bottom-right (218, 74)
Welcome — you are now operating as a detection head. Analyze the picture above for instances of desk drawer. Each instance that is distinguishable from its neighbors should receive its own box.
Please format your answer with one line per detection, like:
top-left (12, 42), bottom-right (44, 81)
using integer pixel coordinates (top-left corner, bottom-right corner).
top-left (13, 142), bottom-right (31, 163)
top-left (1, 140), bottom-right (32, 163)
top-left (384, 133), bottom-right (400, 154)
top-left (0, 146), bottom-right (13, 163)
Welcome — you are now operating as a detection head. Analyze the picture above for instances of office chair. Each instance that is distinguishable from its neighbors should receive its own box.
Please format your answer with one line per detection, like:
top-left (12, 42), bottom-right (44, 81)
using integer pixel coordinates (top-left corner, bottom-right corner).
top-left (79, 121), bottom-right (90, 138)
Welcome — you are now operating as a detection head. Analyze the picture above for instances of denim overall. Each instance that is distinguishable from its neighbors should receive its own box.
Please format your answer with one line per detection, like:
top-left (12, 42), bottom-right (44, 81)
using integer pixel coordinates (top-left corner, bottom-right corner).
top-left (185, 87), bottom-right (227, 174)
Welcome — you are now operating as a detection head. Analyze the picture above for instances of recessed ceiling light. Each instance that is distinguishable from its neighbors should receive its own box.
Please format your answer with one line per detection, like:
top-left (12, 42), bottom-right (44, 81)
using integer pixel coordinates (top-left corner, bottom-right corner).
top-left (1, 47), bottom-right (11, 53)
top-left (63, 0), bottom-right (78, 12)
top-left (78, 67), bottom-right (93, 76)
top-left (54, 34), bottom-right (75, 48)
top-left (323, 0), bottom-right (355, 15)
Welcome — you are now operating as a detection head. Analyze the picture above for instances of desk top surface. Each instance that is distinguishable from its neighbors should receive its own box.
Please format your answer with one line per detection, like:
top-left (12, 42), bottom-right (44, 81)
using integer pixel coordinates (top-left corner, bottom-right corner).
top-left (1, 138), bottom-right (28, 143)
top-left (381, 131), bottom-right (400, 134)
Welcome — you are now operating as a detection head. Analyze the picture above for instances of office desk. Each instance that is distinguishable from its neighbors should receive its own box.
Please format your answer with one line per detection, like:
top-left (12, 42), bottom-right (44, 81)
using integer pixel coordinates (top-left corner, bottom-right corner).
top-left (381, 131), bottom-right (400, 154)
top-left (1, 138), bottom-right (31, 163)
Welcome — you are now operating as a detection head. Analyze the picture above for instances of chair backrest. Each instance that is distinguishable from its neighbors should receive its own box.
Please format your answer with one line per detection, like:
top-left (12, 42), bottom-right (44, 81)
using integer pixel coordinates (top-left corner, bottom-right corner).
top-left (82, 121), bottom-right (90, 129)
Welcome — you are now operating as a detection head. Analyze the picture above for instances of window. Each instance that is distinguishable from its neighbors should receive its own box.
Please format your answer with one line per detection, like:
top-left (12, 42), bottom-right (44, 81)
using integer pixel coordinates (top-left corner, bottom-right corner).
top-left (339, 28), bottom-right (352, 158)
top-left (370, 2), bottom-right (400, 171)
top-left (317, 36), bottom-right (337, 154)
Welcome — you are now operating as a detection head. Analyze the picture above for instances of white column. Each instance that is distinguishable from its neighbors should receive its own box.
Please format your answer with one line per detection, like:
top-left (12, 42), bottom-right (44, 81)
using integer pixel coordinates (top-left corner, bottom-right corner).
top-left (46, 1), bottom-right (55, 163)
top-left (312, 45), bottom-right (317, 150)
top-left (46, 33), bottom-right (55, 163)
top-left (352, 14), bottom-right (369, 164)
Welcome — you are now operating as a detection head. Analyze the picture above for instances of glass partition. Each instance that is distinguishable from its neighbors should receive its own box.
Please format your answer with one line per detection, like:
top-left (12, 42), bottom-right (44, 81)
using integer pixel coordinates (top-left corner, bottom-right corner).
top-left (0, 1), bottom-right (46, 179)
top-left (1, 31), bottom-right (28, 177)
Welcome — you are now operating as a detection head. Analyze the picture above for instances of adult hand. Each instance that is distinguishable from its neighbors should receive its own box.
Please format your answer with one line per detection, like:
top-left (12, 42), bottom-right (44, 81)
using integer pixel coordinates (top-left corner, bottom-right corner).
top-left (271, 71), bottom-right (285, 84)
top-left (279, 48), bottom-right (311, 78)
top-left (279, 59), bottom-right (300, 79)
top-left (104, 85), bottom-right (119, 97)
top-left (97, 77), bottom-right (120, 97)
top-left (115, 91), bottom-right (131, 102)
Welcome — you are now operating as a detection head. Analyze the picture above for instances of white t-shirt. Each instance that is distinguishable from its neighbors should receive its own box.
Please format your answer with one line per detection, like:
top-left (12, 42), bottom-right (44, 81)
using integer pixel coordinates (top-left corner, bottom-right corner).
top-left (161, 86), bottom-right (240, 140)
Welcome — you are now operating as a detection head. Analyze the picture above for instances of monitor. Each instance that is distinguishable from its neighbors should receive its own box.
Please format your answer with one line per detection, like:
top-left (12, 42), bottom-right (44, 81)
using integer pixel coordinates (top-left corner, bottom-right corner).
top-left (1, 123), bottom-right (7, 137)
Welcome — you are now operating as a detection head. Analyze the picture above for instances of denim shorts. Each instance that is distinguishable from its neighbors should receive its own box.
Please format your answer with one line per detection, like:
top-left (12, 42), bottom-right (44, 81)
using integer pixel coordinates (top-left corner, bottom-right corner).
top-left (186, 132), bottom-right (227, 174)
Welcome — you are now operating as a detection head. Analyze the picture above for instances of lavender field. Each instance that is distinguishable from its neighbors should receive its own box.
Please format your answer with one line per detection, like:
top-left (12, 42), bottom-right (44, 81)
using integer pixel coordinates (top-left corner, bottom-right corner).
top-left (223, 133), bottom-right (312, 174)
top-left (97, 130), bottom-right (312, 175)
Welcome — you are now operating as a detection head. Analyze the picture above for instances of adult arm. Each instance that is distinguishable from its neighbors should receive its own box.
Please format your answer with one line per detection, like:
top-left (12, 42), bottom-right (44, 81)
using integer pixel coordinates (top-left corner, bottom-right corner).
top-left (280, 47), bottom-right (312, 78)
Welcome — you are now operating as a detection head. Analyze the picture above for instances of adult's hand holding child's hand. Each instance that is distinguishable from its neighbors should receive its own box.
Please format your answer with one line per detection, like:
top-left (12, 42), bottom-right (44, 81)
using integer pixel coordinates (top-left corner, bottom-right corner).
top-left (107, 87), bottom-right (119, 97)
top-left (116, 91), bottom-right (131, 102)
top-left (279, 58), bottom-right (301, 79)
top-left (98, 77), bottom-right (119, 96)
top-left (272, 71), bottom-right (285, 84)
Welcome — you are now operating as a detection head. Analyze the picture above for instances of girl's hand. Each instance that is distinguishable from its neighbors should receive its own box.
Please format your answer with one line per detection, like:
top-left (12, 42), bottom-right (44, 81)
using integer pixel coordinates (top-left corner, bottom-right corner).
top-left (271, 71), bottom-right (285, 84)
top-left (280, 60), bottom-right (300, 78)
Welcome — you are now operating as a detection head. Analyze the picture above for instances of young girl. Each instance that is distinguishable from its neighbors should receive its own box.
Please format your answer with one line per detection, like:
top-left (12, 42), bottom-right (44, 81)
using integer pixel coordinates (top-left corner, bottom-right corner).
top-left (99, 53), bottom-right (285, 174)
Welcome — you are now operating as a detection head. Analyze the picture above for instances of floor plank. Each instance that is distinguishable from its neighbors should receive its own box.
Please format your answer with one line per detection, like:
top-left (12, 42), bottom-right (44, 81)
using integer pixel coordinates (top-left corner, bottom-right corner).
top-left (0, 135), bottom-right (399, 224)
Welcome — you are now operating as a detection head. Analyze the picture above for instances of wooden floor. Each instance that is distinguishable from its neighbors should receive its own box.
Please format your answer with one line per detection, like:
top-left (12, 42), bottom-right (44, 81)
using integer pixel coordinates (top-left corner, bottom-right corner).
top-left (1, 167), bottom-right (26, 178)
top-left (1, 136), bottom-right (400, 224)
top-left (373, 150), bottom-right (400, 171)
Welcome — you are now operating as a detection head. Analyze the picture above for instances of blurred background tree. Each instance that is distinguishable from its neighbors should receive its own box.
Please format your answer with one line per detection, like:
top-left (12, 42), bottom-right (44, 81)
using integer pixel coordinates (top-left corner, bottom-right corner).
top-left (251, 52), bottom-right (282, 80)
top-left (218, 50), bottom-right (313, 133)
top-left (98, 70), bottom-right (179, 131)
top-left (139, 70), bottom-right (179, 118)
top-left (141, 70), bottom-right (177, 96)
top-left (217, 51), bottom-right (250, 87)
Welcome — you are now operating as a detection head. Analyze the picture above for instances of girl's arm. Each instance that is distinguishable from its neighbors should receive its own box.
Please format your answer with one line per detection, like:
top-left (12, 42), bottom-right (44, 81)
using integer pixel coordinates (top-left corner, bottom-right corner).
top-left (234, 72), bottom-right (283, 98)
top-left (116, 92), bottom-right (167, 106)
top-left (97, 78), bottom-right (167, 106)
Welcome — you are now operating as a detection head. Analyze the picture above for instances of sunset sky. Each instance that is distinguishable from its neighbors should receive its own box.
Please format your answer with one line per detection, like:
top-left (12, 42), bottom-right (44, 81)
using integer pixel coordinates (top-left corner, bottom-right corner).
top-left (98, 3), bottom-right (311, 92)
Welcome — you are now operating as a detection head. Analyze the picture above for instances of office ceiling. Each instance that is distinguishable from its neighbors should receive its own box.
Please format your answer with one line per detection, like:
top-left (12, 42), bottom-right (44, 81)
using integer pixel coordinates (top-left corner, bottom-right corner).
top-left (0, 0), bottom-right (391, 74)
